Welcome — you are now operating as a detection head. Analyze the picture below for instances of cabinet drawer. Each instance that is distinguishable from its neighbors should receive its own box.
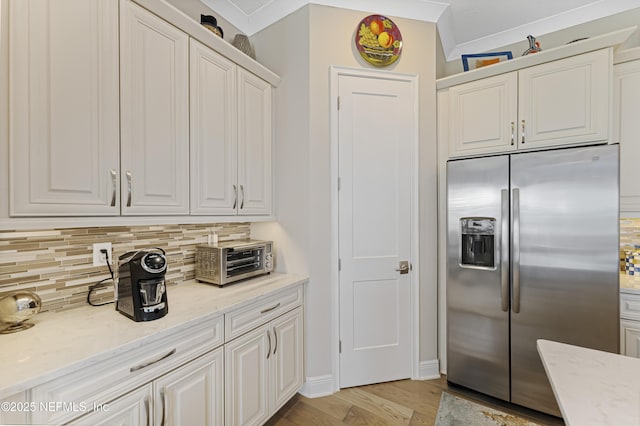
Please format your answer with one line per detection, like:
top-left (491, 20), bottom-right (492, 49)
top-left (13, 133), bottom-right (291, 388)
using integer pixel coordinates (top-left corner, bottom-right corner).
top-left (31, 315), bottom-right (223, 425)
top-left (621, 292), bottom-right (640, 321)
top-left (225, 285), bottom-right (303, 342)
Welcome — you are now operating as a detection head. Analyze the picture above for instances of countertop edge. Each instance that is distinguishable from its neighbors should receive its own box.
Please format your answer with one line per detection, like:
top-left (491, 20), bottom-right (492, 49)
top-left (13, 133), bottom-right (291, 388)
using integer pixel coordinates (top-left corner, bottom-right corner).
top-left (537, 339), bottom-right (640, 426)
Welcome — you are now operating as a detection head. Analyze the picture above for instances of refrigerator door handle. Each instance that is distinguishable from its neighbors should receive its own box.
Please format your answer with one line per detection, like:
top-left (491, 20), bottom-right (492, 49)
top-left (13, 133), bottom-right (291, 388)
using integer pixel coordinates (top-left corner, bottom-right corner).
top-left (501, 189), bottom-right (509, 312)
top-left (512, 187), bottom-right (521, 314)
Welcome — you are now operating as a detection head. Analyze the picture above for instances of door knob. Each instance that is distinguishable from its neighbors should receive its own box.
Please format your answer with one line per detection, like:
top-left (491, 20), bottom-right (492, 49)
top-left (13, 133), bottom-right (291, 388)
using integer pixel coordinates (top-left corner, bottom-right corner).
top-left (395, 261), bottom-right (410, 274)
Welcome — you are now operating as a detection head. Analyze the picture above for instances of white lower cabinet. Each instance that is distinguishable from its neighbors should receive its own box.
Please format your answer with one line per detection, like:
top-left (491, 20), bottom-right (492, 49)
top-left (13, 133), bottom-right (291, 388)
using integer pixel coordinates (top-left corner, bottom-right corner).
top-left (620, 291), bottom-right (640, 358)
top-left (67, 348), bottom-right (224, 426)
top-left (621, 319), bottom-right (640, 358)
top-left (153, 348), bottom-right (224, 426)
top-left (225, 306), bottom-right (304, 426)
top-left (9, 284), bottom-right (304, 426)
top-left (31, 316), bottom-right (223, 426)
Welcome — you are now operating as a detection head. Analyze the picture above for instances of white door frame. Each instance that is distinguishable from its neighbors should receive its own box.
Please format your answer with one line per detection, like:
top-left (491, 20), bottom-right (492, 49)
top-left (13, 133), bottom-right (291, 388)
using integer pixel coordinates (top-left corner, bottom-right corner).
top-left (329, 66), bottom-right (420, 391)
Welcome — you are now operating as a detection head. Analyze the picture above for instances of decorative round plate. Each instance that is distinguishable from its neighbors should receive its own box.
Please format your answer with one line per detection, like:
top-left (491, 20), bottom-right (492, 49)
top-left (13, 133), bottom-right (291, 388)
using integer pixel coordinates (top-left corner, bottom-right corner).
top-left (355, 15), bottom-right (403, 67)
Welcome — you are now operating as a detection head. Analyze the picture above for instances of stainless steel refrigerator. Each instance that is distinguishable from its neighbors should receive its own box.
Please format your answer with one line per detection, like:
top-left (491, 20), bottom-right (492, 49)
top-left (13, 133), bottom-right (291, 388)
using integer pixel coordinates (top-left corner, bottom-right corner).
top-left (446, 144), bottom-right (619, 417)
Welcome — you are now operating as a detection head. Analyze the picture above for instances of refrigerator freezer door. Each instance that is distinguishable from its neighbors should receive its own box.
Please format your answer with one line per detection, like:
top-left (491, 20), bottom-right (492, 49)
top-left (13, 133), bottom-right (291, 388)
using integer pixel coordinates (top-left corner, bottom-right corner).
top-left (447, 156), bottom-right (510, 401)
top-left (510, 144), bottom-right (620, 416)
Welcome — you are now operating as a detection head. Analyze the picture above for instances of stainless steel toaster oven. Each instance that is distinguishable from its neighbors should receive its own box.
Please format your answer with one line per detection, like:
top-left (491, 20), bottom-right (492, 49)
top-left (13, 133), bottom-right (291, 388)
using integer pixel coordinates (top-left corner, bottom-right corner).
top-left (195, 240), bottom-right (273, 285)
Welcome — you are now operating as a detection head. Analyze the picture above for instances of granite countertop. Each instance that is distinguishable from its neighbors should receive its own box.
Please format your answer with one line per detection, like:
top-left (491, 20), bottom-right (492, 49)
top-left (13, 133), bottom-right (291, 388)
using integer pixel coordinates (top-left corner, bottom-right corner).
top-left (537, 339), bottom-right (640, 426)
top-left (0, 273), bottom-right (308, 400)
top-left (620, 272), bottom-right (640, 294)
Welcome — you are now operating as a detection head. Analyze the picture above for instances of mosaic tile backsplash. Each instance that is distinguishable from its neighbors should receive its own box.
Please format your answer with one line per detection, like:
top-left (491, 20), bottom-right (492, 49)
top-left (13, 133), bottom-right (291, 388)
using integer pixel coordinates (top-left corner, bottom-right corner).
top-left (0, 223), bottom-right (250, 312)
top-left (620, 218), bottom-right (640, 271)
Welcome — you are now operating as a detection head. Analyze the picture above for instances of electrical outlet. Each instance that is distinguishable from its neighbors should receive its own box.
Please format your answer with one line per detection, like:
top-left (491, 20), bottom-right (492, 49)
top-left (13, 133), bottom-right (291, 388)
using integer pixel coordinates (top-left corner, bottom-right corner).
top-left (92, 242), bottom-right (112, 267)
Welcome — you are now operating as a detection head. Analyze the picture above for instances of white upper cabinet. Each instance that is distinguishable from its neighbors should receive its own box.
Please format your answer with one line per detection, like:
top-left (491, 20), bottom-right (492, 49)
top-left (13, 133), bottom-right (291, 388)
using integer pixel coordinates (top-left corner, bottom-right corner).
top-left (613, 58), bottom-right (640, 214)
top-left (237, 68), bottom-right (273, 216)
top-left (448, 73), bottom-right (518, 157)
top-left (518, 49), bottom-right (609, 150)
top-left (190, 39), bottom-right (238, 215)
top-left (119, 0), bottom-right (190, 215)
top-left (5, 0), bottom-right (277, 220)
top-left (190, 43), bottom-right (274, 216)
top-left (8, 0), bottom-right (120, 216)
top-left (445, 49), bottom-right (611, 158)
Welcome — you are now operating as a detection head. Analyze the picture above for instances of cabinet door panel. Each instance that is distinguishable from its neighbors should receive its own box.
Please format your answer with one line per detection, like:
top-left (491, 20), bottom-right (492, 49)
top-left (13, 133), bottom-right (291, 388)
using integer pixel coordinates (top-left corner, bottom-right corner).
top-left (237, 69), bottom-right (272, 215)
top-left (0, 392), bottom-right (29, 425)
top-left (190, 39), bottom-right (237, 215)
top-left (9, 0), bottom-right (119, 216)
top-left (271, 307), bottom-right (304, 413)
top-left (518, 49), bottom-right (610, 149)
top-left (613, 60), bottom-right (640, 213)
top-left (225, 324), bottom-right (270, 425)
top-left (621, 320), bottom-right (640, 358)
top-left (120, 0), bottom-right (189, 215)
top-left (447, 72), bottom-right (518, 158)
top-left (68, 384), bottom-right (152, 426)
top-left (154, 348), bottom-right (224, 426)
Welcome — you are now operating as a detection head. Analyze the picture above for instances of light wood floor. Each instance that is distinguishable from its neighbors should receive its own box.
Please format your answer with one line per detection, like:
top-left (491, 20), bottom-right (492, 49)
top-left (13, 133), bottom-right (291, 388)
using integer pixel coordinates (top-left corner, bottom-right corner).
top-left (266, 377), bottom-right (565, 426)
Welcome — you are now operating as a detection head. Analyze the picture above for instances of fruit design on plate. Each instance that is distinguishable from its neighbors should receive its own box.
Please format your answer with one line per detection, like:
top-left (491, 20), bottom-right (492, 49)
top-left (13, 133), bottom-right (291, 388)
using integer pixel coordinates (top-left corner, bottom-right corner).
top-left (355, 14), bottom-right (403, 66)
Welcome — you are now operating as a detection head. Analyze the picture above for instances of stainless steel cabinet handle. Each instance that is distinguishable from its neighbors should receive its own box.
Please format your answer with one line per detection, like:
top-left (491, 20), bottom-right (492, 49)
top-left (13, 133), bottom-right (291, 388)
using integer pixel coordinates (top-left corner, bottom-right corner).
top-left (126, 171), bottom-right (132, 207)
top-left (521, 120), bottom-right (526, 144)
top-left (273, 327), bottom-right (278, 355)
top-left (500, 189), bottom-right (509, 312)
top-left (144, 396), bottom-right (150, 426)
top-left (260, 303), bottom-right (280, 314)
top-left (110, 169), bottom-right (117, 207)
top-left (266, 329), bottom-right (272, 360)
top-left (160, 389), bottom-right (167, 426)
top-left (512, 188), bottom-right (521, 314)
top-left (510, 122), bottom-right (515, 146)
top-left (232, 185), bottom-right (237, 210)
top-left (240, 185), bottom-right (245, 209)
top-left (130, 348), bottom-right (176, 372)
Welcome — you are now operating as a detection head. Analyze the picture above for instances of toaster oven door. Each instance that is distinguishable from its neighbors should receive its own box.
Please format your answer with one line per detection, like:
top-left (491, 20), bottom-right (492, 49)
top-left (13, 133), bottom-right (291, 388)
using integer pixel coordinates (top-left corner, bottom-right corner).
top-left (224, 247), bottom-right (265, 281)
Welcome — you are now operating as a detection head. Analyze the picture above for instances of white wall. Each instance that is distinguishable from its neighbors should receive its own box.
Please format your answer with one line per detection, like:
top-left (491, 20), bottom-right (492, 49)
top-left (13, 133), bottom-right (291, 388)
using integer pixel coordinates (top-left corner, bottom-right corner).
top-left (252, 5), bottom-right (439, 393)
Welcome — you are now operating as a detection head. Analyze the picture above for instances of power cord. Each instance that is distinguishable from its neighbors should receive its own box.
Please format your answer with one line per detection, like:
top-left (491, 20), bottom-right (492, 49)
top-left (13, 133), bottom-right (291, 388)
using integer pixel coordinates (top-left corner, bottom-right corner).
top-left (87, 248), bottom-right (116, 307)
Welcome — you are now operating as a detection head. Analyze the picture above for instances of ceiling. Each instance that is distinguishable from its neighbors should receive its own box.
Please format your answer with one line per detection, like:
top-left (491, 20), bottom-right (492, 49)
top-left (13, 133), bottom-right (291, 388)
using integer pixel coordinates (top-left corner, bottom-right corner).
top-left (200, 0), bottom-right (639, 60)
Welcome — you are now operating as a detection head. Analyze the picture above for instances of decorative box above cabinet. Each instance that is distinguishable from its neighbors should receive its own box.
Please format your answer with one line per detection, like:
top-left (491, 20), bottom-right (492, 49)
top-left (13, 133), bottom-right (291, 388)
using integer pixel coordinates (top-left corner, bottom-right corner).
top-left (8, 0), bottom-right (120, 216)
top-left (444, 49), bottom-right (611, 159)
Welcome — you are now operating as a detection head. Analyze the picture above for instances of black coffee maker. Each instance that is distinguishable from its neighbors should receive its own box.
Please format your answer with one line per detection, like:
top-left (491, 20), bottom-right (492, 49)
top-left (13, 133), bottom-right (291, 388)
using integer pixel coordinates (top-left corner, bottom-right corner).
top-left (116, 248), bottom-right (168, 322)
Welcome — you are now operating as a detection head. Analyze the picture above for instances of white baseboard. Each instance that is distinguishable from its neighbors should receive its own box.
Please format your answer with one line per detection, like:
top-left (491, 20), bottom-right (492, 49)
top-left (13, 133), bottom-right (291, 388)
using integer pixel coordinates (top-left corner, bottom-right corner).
top-left (417, 359), bottom-right (441, 380)
top-left (301, 362), bottom-right (440, 398)
top-left (299, 374), bottom-right (336, 398)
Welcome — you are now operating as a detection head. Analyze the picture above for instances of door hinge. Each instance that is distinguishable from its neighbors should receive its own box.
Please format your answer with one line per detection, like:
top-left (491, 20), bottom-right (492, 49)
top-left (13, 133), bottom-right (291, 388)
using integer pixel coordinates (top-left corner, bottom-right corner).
top-left (337, 96), bottom-right (340, 110)
top-left (338, 258), bottom-right (341, 271)
top-left (339, 340), bottom-right (342, 353)
top-left (337, 177), bottom-right (341, 191)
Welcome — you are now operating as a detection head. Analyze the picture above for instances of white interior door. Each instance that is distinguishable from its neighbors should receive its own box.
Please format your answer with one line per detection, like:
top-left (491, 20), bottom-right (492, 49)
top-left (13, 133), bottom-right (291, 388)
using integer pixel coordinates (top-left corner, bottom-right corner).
top-left (338, 71), bottom-right (415, 388)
